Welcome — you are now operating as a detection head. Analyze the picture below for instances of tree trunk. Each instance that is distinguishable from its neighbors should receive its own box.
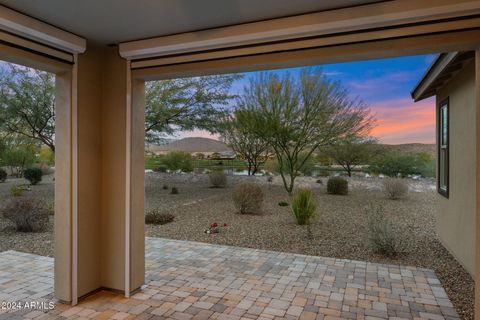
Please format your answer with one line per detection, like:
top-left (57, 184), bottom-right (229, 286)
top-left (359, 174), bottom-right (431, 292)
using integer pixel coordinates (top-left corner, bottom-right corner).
top-left (247, 162), bottom-right (253, 176)
top-left (280, 172), bottom-right (295, 195)
top-left (251, 160), bottom-right (258, 176)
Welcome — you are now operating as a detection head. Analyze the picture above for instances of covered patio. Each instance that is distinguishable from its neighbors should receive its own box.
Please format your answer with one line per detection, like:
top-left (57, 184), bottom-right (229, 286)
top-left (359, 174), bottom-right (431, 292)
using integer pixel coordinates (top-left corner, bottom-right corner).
top-left (0, 238), bottom-right (458, 319)
top-left (0, 1), bottom-right (479, 319)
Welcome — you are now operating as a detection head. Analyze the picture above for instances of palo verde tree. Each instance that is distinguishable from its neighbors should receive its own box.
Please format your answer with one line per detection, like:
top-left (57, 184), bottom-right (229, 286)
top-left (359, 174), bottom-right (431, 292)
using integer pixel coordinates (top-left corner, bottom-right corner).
top-left (238, 68), bottom-right (374, 194)
top-left (0, 63), bottom-right (56, 152)
top-left (145, 74), bottom-right (242, 143)
top-left (324, 136), bottom-right (379, 177)
top-left (221, 111), bottom-right (273, 176)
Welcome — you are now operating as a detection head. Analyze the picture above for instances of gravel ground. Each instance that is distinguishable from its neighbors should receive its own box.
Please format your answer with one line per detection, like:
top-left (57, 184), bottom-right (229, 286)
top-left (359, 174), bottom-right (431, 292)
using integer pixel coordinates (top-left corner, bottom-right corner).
top-left (146, 173), bottom-right (473, 320)
top-left (0, 175), bottom-right (54, 257)
top-left (0, 172), bottom-right (474, 319)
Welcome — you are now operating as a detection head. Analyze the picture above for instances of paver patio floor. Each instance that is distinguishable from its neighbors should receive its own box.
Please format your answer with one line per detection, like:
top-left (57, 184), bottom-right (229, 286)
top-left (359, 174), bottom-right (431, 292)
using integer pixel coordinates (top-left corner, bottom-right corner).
top-left (0, 237), bottom-right (458, 319)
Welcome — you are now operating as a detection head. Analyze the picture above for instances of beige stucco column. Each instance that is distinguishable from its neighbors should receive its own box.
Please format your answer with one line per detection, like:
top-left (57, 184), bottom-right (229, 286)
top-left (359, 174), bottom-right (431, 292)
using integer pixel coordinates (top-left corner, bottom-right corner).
top-left (476, 50), bottom-right (480, 320)
top-left (55, 45), bottom-right (145, 302)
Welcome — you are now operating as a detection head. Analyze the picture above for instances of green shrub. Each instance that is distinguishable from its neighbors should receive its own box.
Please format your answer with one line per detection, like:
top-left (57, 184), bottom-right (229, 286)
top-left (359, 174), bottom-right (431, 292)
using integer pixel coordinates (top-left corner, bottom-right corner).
top-left (232, 182), bottom-right (264, 214)
top-left (0, 197), bottom-right (50, 232)
top-left (278, 201), bottom-right (289, 207)
top-left (161, 151), bottom-right (193, 172)
top-left (383, 178), bottom-right (408, 200)
top-left (24, 167), bottom-right (43, 185)
top-left (162, 184), bottom-right (169, 190)
top-left (291, 188), bottom-right (316, 225)
top-left (145, 209), bottom-right (175, 225)
top-left (153, 165), bottom-right (168, 173)
top-left (366, 205), bottom-right (397, 256)
top-left (1, 144), bottom-right (36, 178)
top-left (327, 177), bottom-right (348, 195)
top-left (209, 170), bottom-right (227, 188)
top-left (10, 185), bottom-right (25, 197)
top-left (38, 146), bottom-right (55, 166)
top-left (145, 154), bottom-right (163, 170)
top-left (170, 187), bottom-right (179, 194)
top-left (0, 168), bottom-right (6, 182)
top-left (370, 151), bottom-right (434, 178)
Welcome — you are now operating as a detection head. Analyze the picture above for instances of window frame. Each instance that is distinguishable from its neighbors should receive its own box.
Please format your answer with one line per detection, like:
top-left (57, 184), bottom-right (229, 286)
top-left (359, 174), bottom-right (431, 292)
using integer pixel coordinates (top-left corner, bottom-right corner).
top-left (437, 97), bottom-right (449, 198)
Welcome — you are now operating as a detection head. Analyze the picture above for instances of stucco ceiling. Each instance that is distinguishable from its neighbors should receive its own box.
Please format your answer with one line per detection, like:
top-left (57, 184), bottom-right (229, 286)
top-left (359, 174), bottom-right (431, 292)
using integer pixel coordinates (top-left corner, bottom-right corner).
top-left (0, 0), bottom-right (381, 45)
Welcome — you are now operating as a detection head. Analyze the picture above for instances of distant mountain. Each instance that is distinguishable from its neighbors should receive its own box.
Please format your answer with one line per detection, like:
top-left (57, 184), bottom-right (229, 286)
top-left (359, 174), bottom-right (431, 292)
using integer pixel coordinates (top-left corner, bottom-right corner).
top-left (147, 137), bottom-right (232, 154)
top-left (147, 139), bottom-right (434, 157)
top-left (379, 143), bottom-right (436, 156)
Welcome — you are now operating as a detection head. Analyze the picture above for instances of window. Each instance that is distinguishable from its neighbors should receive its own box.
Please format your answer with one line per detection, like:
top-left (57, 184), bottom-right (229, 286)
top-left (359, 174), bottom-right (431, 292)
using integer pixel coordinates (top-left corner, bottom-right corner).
top-left (438, 98), bottom-right (449, 197)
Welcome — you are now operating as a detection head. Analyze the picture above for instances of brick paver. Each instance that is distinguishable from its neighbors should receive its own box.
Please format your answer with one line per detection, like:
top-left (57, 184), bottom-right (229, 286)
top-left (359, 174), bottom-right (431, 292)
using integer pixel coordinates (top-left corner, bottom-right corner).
top-left (0, 237), bottom-right (459, 319)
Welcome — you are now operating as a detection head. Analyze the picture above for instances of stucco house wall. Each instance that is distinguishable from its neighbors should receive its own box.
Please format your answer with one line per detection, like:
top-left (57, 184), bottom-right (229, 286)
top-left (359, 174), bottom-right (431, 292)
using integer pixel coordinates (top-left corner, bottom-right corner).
top-left (436, 60), bottom-right (476, 277)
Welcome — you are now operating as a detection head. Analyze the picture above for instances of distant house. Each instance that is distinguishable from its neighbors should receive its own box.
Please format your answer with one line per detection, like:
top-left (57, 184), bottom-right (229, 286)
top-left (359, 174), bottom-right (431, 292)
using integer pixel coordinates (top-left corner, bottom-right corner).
top-left (411, 51), bottom-right (475, 277)
top-left (147, 137), bottom-right (235, 158)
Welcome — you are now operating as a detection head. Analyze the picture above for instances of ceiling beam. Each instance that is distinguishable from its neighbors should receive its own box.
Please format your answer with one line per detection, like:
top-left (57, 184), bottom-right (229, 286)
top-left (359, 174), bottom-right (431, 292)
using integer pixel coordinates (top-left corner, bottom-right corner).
top-left (120, 0), bottom-right (480, 60)
top-left (0, 5), bottom-right (86, 54)
top-left (132, 29), bottom-right (480, 81)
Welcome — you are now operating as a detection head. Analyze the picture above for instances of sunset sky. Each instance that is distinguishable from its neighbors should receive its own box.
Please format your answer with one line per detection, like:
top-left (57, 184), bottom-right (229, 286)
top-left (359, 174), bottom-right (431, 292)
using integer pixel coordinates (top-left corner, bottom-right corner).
top-left (178, 54), bottom-right (438, 145)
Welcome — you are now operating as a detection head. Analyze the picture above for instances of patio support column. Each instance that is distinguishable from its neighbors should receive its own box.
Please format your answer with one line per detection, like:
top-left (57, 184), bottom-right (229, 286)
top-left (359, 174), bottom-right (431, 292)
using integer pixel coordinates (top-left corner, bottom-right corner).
top-left (476, 50), bottom-right (480, 320)
top-left (129, 75), bottom-right (145, 294)
top-left (97, 47), bottom-right (145, 295)
top-left (54, 65), bottom-right (75, 303)
top-left (57, 45), bottom-right (145, 302)
top-left (99, 46), bottom-right (130, 292)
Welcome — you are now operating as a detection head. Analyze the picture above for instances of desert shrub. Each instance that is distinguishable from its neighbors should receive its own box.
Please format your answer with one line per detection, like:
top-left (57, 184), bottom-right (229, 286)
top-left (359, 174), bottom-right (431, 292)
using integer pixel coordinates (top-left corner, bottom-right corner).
top-left (209, 170), bottom-right (227, 188)
top-left (291, 188), bottom-right (316, 225)
top-left (370, 151), bottom-right (433, 177)
top-left (162, 184), bottom-right (169, 190)
top-left (383, 178), bottom-right (408, 200)
top-left (232, 182), bottom-right (264, 214)
top-left (153, 165), bottom-right (168, 173)
top-left (1, 144), bottom-right (36, 178)
top-left (24, 167), bottom-right (43, 185)
top-left (170, 187), bottom-right (179, 194)
top-left (39, 146), bottom-right (55, 166)
top-left (161, 151), bottom-right (193, 172)
top-left (366, 205), bottom-right (397, 256)
top-left (278, 201), bottom-right (289, 206)
top-left (145, 209), bottom-right (175, 225)
top-left (10, 185), bottom-right (25, 197)
top-left (0, 197), bottom-right (51, 232)
top-left (327, 177), bottom-right (348, 195)
top-left (0, 168), bottom-right (6, 182)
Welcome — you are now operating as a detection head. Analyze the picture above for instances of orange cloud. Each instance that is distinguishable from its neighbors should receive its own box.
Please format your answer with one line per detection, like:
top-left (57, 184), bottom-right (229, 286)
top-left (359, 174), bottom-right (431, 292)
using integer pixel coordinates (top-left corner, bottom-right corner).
top-left (370, 97), bottom-right (435, 144)
top-left (175, 97), bottom-right (436, 145)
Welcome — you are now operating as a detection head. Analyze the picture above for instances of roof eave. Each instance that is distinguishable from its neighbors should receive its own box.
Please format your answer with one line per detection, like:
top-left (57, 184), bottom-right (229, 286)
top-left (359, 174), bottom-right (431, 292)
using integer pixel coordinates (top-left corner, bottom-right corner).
top-left (411, 51), bottom-right (474, 102)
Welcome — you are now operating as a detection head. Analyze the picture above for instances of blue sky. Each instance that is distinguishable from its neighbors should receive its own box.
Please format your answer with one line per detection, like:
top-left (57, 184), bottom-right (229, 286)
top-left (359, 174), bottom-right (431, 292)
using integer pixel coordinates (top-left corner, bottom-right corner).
top-left (180, 54), bottom-right (438, 144)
